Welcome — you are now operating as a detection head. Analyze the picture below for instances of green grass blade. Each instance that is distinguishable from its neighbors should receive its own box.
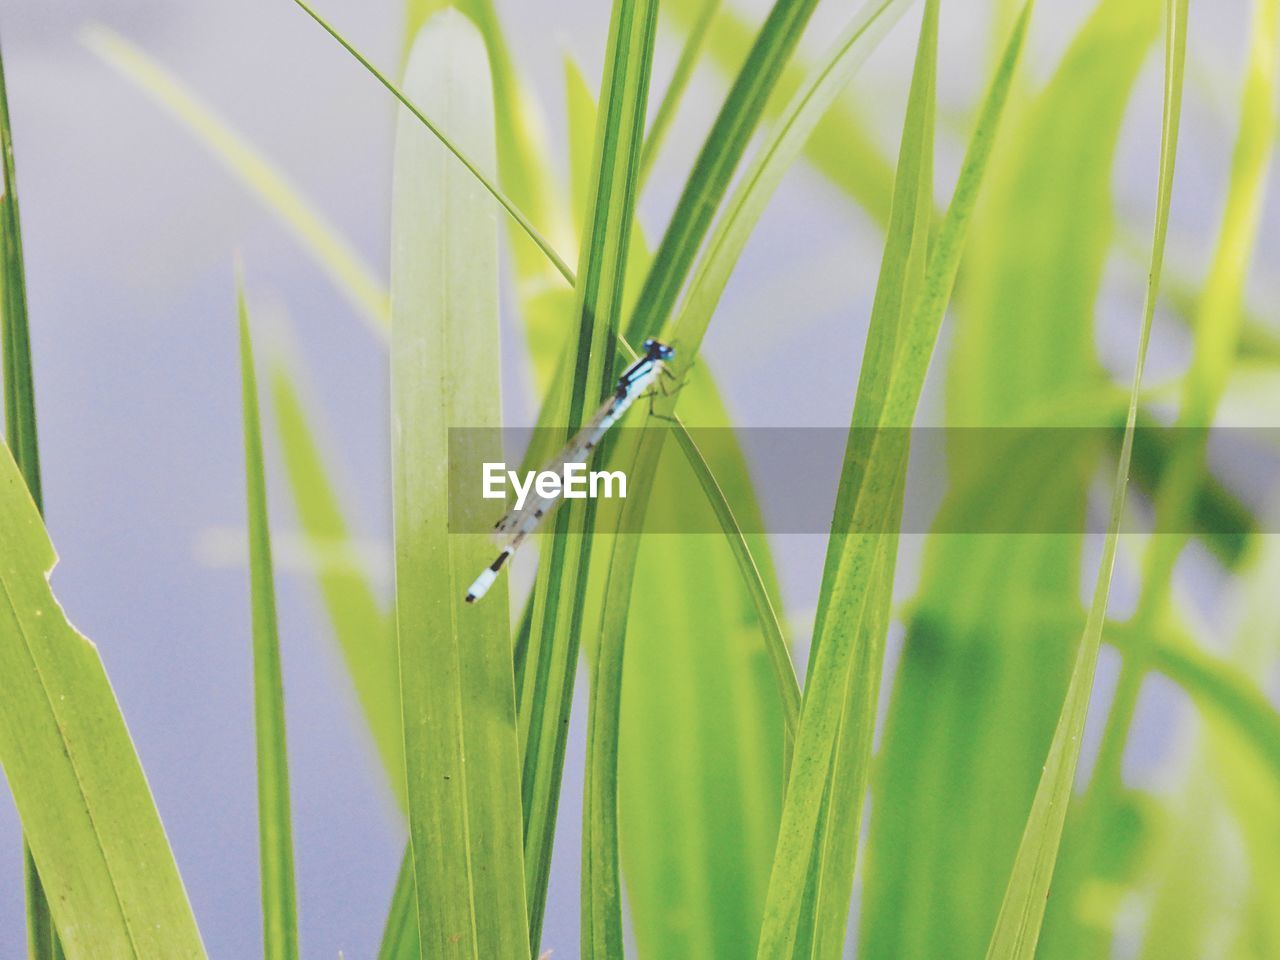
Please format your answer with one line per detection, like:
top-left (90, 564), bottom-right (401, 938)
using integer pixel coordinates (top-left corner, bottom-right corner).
top-left (0, 35), bottom-right (56, 958)
top-left (403, 0), bottom-right (571, 281)
top-left (582, 430), bottom-right (656, 960)
top-left (756, 6), bottom-right (1033, 955)
top-left (661, 0), bottom-right (897, 227)
top-left (237, 277), bottom-right (301, 960)
top-left (626, 0), bottom-right (827, 345)
top-left (667, 0), bottom-right (912, 356)
top-left (391, 13), bottom-right (529, 957)
top-left (82, 24), bottom-right (390, 339)
top-left (0, 36), bottom-right (41, 508)
top-left (983, 3), bottom-right (1187, 957)
top-left (265, 351), bottom-right (404, 803)
top-left (671, 424), bottom-right (798, 740)
top-left (1088, 0), bottom-right (1279, 799)
top-left (0, 445), bottom-right (206, 957)
top-left (376, 849), bottom-right (419, 960)
top-left (862, 2), bottom-right (1164, 954)
top-left (520, 1), bottom-right (658, 948)
top-left (289, 0), bottom-right (575, 288)
top-left (582, 415), bottom-right (799, 959)
top-left (807, 1), bottom-right (938, 950)
top-left (638, 0), bottom-right (721, 186)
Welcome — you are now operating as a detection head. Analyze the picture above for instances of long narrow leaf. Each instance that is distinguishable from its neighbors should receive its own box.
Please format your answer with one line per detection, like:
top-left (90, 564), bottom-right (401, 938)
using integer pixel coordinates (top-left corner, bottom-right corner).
top-left (514, 0), bottom-right (658, 950)
top-left (0, 446), bottom-right (206, 957)
top-left (265, 352), bottom-right (403, 801)
top-left (237, 278), bottom-right (300, 960)
top-left (984, 2), bottom-right (1188, 956)
top-left (808, 0), bottom-right (938, 950)
top-left (626, 0), bottom-right (827, 345)
top-left (863, 2), bottom-right (1165, 954)
top-left (390, 13), bottom-right (529, 957)
top-left (756, 6), bottom-right (1034, 955)
top-left (0, 34), bottom-right (55, 958)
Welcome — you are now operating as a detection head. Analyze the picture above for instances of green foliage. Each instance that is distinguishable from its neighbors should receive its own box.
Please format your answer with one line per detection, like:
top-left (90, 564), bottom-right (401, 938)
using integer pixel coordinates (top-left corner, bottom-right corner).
top-left (864, 2), bottom-right (1164, 956)
top-left (5, 2), bottom-right (1278, 959)
top-left (390, 14), bottom-right (529, 957)
top-left (0, 446), bottom-right (206, 958)
top-left (237, 279), bottom-right (301, 960)
top-left (985, 1), bottom-right (1188, 955)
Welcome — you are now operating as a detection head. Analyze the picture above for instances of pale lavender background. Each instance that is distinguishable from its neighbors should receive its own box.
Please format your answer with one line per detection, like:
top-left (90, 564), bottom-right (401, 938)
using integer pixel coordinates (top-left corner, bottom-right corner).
top-left (0, 0), bottom-right (1273, 957)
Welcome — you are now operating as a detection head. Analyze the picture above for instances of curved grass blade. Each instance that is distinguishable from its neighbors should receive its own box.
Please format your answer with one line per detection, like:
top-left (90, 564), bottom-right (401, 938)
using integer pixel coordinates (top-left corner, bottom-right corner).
top-left (756, 6), bottom-right (1034, 955)
top-left (579, 2), bottom-right (920, 951)
top-left (82, 24), bottom-right (390, 339)
top-left (391, 13), bottom-right (529, 956)
top-left (568, 60), bottom-right (797, 941)
top-left (582, 413), bottom-right (800, 959)
top-left (1104, 624), bottom-right (1280, 784)
top-left (237, 277), bottom-right (300, 960)
top-left (983, 3), bottom-right (1188, 956)
top-left (0, 446), bottom-right (206, 957)
top-left (671, 424), bottom-right (798, 740)
top-left (289, 0), bottom-right (575, 288)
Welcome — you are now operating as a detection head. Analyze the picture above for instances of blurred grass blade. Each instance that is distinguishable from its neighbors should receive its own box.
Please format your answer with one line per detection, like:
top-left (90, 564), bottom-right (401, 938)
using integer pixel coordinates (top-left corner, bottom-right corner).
top-left (1086, 0), bottom-right (1279, 802)
top-left (0, 37), bottom-right (59, 959)
top-left (984, 2), bottom-right (1187, 957)
top-left (391, 12), bottom-right (529, 957)
top-left (863, 2), bottom-right (1164, 955)
top-left (519, 0), bottom-right (658, 950)
top-left (265, 350), bottom-right (404, 804)
top-left (808, 0), bottom-right (938, 951)
top-left (639, 0), bottom-right (721, 185)
top-left (82, 24), bottom-right (390, 339)
top-left (1103, 624), bottom-right (1280, 781)
top-left (626, 0), bottom-right (828, 345)
top-left (668, 0), bottom-right (911, 354)
top-left (0, 445), bottom-right (206, 958)
top-left (661, 1), bottom-right (897, 227)
top-left (1055, 0), bottom-right (1277, 950)
top-left (289, 0), bottom-right (575, 287)
top-left (237, 277), bottom-right (301, 960)
top-left (756, 5), bottom-right (1033, 955)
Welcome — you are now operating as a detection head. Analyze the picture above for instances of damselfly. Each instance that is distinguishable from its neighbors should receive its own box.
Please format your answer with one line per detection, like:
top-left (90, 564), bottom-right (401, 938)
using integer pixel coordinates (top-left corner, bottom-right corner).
top-left (465, 338), bottom-right (676, 603)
